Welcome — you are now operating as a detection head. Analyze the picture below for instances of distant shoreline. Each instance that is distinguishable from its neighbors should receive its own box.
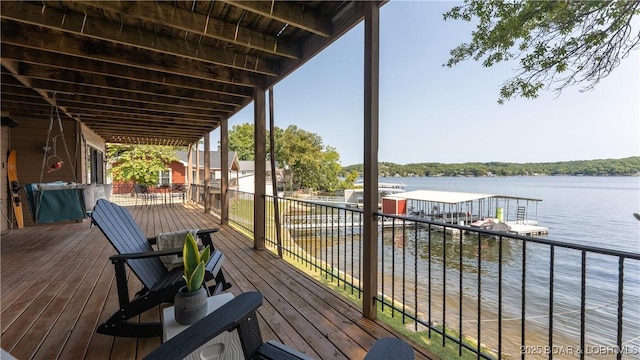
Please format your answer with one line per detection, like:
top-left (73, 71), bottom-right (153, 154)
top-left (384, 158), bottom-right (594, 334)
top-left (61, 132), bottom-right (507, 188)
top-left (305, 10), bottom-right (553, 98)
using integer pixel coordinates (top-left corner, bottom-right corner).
top-left (380, 173), bottom-right (640, 178)
top-left (342, 156), bottom-right (640, 177)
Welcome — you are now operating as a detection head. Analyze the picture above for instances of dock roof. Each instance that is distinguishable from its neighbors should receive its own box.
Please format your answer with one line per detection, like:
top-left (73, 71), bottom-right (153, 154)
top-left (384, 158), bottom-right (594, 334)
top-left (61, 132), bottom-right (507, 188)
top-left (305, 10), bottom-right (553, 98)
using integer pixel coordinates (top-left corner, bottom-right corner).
top-left (388, 190), bottom-right (542, 204)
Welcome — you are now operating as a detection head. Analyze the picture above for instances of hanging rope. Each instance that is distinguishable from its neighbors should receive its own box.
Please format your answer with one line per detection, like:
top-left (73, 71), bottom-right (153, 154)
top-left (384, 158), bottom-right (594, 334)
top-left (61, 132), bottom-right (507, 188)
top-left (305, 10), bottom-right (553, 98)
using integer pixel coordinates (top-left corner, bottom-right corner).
top-left (40, 95), bottom-right (77, 183)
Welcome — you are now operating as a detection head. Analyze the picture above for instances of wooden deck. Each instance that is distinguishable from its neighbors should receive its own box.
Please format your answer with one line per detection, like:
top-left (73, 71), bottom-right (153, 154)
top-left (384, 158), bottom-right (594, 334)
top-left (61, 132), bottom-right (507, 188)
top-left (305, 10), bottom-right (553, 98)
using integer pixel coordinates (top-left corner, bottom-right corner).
top-left (1, 203), bottom-right (435, 359)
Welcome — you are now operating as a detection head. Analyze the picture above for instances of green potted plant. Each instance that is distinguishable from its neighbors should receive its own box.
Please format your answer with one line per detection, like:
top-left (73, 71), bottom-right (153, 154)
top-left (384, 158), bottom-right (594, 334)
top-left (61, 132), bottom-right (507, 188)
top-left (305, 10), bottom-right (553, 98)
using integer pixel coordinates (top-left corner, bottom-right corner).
top-left (174, 232), bottom-right (211, 325)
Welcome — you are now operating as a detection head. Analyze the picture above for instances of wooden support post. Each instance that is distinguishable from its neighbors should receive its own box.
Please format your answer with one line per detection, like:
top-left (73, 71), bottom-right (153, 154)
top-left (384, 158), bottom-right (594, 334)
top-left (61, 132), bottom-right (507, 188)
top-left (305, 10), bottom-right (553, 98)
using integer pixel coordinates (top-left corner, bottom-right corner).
top-left (362, 1), bottom-right (380, 320)
top-left (204, 133), bottom-right (211, 213)
top-left (254, 88), bottom-right (266, 250)
top-left (195, 142), bottom-right (201, 202)
top-left (268, 88), bottom-right (283, 257)
top-left (221, 120), bottom-right (229, 225)
top-left (187, 143), bottom-right (193, 201)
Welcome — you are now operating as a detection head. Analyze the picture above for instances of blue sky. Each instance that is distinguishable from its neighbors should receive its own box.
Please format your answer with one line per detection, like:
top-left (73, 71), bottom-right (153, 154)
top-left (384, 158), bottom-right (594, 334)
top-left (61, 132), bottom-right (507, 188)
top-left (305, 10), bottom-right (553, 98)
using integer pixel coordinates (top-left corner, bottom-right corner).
top-left (211, 1), bottom-right (639, 167)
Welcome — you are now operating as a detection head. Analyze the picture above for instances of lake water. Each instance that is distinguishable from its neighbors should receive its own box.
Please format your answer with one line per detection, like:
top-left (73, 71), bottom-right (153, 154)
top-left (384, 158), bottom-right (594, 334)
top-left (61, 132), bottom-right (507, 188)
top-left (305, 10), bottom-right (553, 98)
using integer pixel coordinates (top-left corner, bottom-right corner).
top-left (396, 175), bottom-right (639, 253)
top-left (381, 176), bottom-right (640, 358)
top-left (289, 176), bottom-right (639, 357)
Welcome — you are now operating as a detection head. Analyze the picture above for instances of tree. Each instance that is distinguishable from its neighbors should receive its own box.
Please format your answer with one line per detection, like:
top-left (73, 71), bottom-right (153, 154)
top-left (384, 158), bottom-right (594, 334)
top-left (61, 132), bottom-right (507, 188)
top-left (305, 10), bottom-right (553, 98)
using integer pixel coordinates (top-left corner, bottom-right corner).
top-left (444, 1), bottom-right (640, 104)
top-left (108, 145), bottom-right (179, 185)
top-left (227, 123), bottom-right (256, 161)
top-left (226, 123), bottom-right (349, 191)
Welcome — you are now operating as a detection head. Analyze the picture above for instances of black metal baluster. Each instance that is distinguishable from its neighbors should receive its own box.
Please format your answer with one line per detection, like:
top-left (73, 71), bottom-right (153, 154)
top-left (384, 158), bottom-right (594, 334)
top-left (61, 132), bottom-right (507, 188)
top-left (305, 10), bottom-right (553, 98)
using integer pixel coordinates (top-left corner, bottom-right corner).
top-left (351, 210), bottom-right (355, 294)
top-left (459, 230), bottom-right (464, 356)
top-left (548, 245), bottom-right (555, 360)
top-left (343, 209), bottom-right (348, 290)
top-left (415, 221), bottom-right (419, 331)
top-left (443, 229), bottom-right (447, 347)
top-left (402, 220), bottom-right (407, 324)
top-left (521, 241), bottom-right (527, 360)
top-left (428, 223), bottom-right (432, 338)
top-left (358, 211), bottom-right (363, 298)
top-left (616, 257), bottom-right (624, 360)
top-left (381, 216), bottom-right (386, 312)
top-left (392, 217), bottom-right (396, 318)
top-left (477, 232), bottom-right (482, 359)
top-left (580, 251), bottom-right (586, 360)
top-left (498, 236), bottom-right (503, 360)
top-left (335, 208), bottom-right (339, 285)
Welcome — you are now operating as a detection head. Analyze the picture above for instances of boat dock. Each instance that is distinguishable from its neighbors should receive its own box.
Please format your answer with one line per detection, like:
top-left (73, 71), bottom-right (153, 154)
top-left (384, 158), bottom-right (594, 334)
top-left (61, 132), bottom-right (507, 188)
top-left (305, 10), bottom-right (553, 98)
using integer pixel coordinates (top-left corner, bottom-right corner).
top-left (382, 189), bottom-right (548, 236)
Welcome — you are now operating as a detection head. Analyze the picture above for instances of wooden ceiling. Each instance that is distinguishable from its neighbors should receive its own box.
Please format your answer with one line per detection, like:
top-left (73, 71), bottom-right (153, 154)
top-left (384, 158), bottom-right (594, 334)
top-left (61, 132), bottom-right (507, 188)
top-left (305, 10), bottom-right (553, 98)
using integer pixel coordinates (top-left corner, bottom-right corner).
top-left (1, 1), bottom-right (367, 146)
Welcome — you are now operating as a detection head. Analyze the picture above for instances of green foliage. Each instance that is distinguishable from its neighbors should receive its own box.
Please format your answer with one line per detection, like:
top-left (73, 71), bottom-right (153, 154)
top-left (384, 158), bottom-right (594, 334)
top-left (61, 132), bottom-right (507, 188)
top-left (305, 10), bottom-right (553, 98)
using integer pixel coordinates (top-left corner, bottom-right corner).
top-left (107, 144), bottom-right (179, 185)
top-left (182, 232), bottom-right (211, 292)
top-left (227, 123), bottom-right (257, 161)
top-left (227, 123), bottom-right (348, 192)
top-left (342, 156), bottom-right (640, 177)
top-left (443, 1), bottom-right (640, 103)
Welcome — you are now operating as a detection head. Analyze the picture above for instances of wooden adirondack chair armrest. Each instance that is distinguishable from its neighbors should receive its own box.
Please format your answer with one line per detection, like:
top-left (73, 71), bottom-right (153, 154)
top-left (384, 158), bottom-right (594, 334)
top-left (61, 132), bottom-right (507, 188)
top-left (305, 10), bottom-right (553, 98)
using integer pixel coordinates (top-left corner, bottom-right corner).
top-left (109, 247), bottom-right (183, 262)
top-left (196, 228), bottom-right (219, 248)
top-left (197, 228), bottom-right (219, 236)
top-left (144, 291), bottom-right (264, 360)
top-left (146, 228), bottom-right (219, 246)
top-left (204, 250), bottom-right (225, 274)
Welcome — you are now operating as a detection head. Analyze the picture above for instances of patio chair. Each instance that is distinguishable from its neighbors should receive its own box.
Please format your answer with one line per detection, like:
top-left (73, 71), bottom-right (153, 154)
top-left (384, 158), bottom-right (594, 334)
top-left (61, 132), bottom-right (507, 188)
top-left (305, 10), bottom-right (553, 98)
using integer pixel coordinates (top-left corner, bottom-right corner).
top-left (91, 199), bottom-right (232, 338)
top-left (133, 183), bottom-right (156, 206)
top-left (144, 291), bottom-right (415, 360)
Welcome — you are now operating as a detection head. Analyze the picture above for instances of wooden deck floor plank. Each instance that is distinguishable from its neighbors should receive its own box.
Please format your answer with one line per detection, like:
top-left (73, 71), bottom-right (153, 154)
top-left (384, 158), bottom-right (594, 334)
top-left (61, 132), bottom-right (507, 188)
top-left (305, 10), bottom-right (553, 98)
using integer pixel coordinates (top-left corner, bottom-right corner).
top-left (218, 225), bottom-right (438, 359)
top-left (215, 245), bottom-right (320, 358)
top-left (214, 228), bottom-right (348, 359)
top-left (0, 203), bottom-right (433, 360)
top-left (56, 236), bottom-right (117, 360)
top-left (0, 227), bottom-right (94, 335)
top-left (30, 236), bottom-right (114, 360)
top-left (218, 229), bottom-right (369, 358)
top-left (83, 275), bottom-right (120, 360)
top-left (202, 222), bottom-right (321, 357)
top-left (1, 222), bottom-right (90, 304)
top-left (6, 224), bottom-right (108, 358)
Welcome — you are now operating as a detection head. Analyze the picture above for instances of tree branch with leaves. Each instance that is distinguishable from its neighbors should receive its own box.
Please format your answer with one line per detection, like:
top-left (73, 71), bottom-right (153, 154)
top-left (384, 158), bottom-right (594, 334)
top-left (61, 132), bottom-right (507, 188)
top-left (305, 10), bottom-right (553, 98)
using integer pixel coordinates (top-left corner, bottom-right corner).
top-left (444, 0), bottom-right (640, 103)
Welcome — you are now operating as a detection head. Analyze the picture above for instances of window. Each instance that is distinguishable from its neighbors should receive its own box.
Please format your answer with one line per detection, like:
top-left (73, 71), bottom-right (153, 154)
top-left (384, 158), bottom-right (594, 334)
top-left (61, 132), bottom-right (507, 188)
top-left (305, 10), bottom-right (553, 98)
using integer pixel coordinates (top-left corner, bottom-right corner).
top-left (159, 170), bottom-right (171, 186)
top-left (86, 146), bottom-right (104, 184)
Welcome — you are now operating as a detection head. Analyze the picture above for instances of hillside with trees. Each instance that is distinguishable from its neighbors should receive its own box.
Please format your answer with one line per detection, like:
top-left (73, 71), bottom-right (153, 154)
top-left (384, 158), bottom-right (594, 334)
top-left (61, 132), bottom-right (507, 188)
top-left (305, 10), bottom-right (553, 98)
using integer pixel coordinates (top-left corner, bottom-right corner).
top-left (342, 157), bottom-right (640, 177)
top-left (226, 123), bottom-right (357, 192)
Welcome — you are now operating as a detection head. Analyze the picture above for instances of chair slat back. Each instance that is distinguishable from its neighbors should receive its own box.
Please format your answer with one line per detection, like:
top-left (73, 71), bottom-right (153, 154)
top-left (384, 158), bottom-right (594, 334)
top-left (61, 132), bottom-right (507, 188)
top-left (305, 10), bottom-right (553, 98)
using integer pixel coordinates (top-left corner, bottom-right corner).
top-left (92, 199), bottom-right (167, 289)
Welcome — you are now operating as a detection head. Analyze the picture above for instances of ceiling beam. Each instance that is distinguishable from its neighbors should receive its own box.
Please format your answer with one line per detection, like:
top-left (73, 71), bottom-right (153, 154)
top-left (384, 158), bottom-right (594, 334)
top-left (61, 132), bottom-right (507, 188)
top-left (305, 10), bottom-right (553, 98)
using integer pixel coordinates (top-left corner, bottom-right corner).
top-left (78, 112), bottom-right (218, 126)
top-left (52, 99), bottom-right (226, 119)
top-left (267, 1), bottom-right (366, 90)
top-left (101, 135), bottom-right (195, 146)
top-left (1, 77), bottom-right (238, 113)
top-left (13, 63), bottom-right (244, 108)
top-left (1, 45), bottom-right (253, 99)
top-left (74, 1), bottom-right (301, 60)
top-left (87, 124), bottom-right (209, 136)
top-left (1, 20), bottom-right (267, 88)
top-left (0, 59), bottom-right (80, 122)
top-left (0, 2), bottom-right (279, 76)
top-left (221, 1), bottom-right (332, 37)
